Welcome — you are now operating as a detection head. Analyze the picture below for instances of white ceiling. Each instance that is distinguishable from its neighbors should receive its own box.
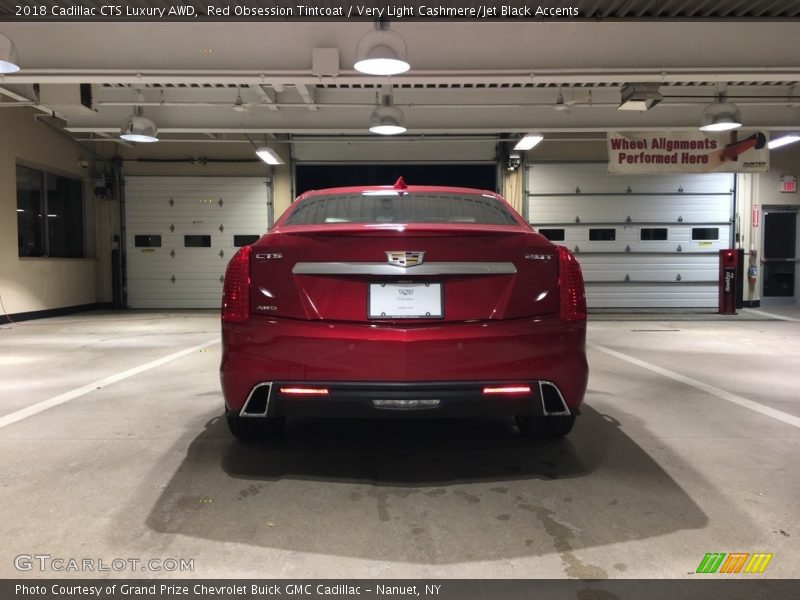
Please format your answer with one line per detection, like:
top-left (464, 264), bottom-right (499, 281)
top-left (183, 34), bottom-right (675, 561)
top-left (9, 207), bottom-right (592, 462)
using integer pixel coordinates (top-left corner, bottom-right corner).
top-left (1, 16), bottom-right (799, 149)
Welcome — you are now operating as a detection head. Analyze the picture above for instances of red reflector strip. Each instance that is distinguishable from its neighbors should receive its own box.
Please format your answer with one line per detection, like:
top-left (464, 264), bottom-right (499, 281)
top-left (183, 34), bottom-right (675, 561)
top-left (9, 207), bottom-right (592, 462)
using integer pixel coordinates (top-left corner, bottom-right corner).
top-left (279, 387), bottom-right (329, 395)
top-left (482, 386), bottom-right (532, 395)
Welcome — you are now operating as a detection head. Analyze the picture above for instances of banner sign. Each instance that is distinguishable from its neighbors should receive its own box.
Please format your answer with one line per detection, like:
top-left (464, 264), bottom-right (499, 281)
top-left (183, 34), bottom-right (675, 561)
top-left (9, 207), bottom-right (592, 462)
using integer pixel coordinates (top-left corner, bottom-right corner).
top-left (607, 130), bottom-right (769, 174)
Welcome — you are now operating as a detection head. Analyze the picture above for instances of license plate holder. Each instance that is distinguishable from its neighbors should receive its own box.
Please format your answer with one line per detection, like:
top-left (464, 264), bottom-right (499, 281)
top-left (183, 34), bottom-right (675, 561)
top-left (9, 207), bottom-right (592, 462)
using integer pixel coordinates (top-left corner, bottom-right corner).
top-left (368, 282), bottom-right (443, 319)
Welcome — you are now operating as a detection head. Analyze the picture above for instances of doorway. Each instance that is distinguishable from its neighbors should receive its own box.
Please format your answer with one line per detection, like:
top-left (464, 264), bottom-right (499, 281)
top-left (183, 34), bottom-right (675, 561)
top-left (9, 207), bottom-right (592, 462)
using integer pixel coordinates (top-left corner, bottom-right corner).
top-left (762, 206), bottom-right (799, 305)
top-left (295, 164), bottom-right (497, 196)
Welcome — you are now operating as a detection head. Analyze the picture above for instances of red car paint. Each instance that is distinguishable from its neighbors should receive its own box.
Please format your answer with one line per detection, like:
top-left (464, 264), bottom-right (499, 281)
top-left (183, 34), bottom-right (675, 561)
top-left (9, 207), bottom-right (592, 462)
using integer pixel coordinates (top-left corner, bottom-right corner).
top-left (220, 183), bottom-right (587, 419)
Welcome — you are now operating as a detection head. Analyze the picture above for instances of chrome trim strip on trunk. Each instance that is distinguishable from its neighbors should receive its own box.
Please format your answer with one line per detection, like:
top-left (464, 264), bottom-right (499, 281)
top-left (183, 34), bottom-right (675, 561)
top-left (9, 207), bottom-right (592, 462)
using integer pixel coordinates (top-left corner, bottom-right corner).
top-left (291, 262), bottom-right (517, 276)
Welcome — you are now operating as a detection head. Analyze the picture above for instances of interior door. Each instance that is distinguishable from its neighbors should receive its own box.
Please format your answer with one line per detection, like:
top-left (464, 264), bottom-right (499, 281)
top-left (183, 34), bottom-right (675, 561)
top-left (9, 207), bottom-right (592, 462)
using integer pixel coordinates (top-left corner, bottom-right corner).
top-left (762, 208), bottom-right (798, 301)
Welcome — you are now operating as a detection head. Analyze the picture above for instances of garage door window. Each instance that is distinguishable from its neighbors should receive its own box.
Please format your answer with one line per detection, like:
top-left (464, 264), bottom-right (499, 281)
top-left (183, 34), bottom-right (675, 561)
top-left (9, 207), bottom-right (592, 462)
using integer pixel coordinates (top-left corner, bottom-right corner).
top-left (589, 228), bottom-right (616, 241)
top-left (184, 235), bottom-right (211, 248)
top-left (16, 165), bottom-right (84, 258)
top-left (640, 228), bottom-right (668, 241)
top-left (135, 235), bottom-right (162, 248)
top-left (233, 235), bottom-right (260, 247)
top-left (538, 228), bottom-right (565, 241)
top-left (692, 227), bottom-right (719, 240)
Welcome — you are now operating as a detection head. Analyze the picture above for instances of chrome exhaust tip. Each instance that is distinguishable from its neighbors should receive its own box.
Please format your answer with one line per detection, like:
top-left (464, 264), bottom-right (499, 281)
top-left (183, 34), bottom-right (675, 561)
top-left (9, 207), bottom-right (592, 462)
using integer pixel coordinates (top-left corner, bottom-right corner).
top-left (539, 381), bottom-right (571, 416)
top-left (240, 383), bottom-right (273, 417)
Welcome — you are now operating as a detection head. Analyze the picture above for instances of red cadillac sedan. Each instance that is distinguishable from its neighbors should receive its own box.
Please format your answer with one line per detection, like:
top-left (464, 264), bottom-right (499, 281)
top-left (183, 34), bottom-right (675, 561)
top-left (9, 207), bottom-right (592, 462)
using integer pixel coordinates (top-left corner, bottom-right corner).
top-left (220, 179), bottom-right (588, 441)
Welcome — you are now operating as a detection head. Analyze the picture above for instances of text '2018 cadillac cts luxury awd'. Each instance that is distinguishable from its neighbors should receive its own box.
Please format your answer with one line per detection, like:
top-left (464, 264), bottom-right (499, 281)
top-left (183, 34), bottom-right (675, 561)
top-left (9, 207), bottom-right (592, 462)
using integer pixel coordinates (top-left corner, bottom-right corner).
top-left (220, 178), bottom-right (588, 441)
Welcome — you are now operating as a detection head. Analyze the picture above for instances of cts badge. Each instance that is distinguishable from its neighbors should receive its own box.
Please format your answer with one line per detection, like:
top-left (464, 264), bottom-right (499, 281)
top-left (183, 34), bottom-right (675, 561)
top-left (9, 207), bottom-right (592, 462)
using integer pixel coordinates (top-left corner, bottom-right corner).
top-left (386, 251), bottom-right (425, 268)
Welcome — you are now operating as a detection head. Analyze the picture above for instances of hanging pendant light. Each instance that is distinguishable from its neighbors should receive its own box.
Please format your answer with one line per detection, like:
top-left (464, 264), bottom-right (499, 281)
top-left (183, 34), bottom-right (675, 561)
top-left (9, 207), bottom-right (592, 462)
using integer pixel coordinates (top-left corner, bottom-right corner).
top-left (699, 94), bottom-right (742, 132)
top-left (120, 91), bottom-right (159, 142)
top-left (368, 91), bottom-right (407, 135)
top-left (0, 32), bottom-right (21, 74)
top-left (354, 22), bottom-right (410, 76)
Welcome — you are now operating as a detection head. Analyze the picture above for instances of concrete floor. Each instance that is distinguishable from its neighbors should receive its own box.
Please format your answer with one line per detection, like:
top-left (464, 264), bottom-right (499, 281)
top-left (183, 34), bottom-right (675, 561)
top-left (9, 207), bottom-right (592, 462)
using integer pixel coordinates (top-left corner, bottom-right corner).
top-left (0, 309), bottom-right (798, 579)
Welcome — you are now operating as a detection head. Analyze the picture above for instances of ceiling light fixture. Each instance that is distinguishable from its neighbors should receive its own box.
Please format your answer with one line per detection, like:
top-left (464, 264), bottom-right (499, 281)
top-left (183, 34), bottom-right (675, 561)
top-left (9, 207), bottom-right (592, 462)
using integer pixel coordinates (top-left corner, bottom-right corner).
top-left (255, 147), bottom-right (285, 165)
top-left (120, 92), bottom-right (159, 142)
top-left (120, 114), bottom-right (159, 143)
top-left (0, 32), bottom-right (20, 73)
top-left (369, 90), bottom-right (407, 135)
top-left (699, 94), bottom-right (742, 132)
top-left (767, 134), bottom-right (800, 150)
top-left (513, 133), bottom-right (544, 151)
top-left (354, 22), bottom-right (410, 76)
top-left (618, 82), bottom-right (662, 111)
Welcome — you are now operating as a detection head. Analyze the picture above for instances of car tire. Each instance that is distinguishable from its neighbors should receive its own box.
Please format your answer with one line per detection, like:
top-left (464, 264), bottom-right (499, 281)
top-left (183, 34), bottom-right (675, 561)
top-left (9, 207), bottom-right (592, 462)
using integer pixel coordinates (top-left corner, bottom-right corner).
top-left (515, 415), bottom-right (576, 438)
top-left (226, 412), bottom-right (285, 442)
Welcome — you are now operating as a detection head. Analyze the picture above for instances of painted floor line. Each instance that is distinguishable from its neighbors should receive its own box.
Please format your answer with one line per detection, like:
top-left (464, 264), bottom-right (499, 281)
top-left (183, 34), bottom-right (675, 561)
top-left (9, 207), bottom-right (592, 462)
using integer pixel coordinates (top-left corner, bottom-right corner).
top-left (0, 338), bottom-right (220, 430)
top-left (587, 341), bottom-right (800, 430)
top-left (742, 308), bottom-right (800, 322)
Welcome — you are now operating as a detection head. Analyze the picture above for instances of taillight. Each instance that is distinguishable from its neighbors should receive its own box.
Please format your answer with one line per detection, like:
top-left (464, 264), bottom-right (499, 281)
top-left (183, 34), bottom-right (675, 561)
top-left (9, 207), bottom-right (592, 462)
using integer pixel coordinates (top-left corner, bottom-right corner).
top-left (221, 245), bottom-right (251, 323)
top-left (556, 245), bottom-right (587, 322)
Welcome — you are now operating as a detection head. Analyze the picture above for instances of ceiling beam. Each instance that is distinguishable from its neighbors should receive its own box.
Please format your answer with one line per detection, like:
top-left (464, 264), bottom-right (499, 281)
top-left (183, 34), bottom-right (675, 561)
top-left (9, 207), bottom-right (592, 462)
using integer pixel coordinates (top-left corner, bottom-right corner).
top-left (295, 84), bottom-right (318, 112)
top-left (5, 68), bottom-right (800, 87)
top-left (249, 84), bottom-right (279, 112)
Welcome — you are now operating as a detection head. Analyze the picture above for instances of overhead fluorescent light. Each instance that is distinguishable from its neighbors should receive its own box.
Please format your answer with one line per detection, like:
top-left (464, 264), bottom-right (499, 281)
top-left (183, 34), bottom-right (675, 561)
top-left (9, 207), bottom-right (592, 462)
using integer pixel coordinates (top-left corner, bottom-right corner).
top-left (0, 32), bottom-right (20, 74)
top-left (699, 96), bottom-right (742, 132)
top-left (768, 134), bottom-right (800, 149)
top-left (618, 83), bottom-right (662, 111)
top-left (513, 133), bottom-right (544, 151)
top-left (255, 147), bottom-right (285, 165)
top-left (354, 23), bottom-right (410, 76)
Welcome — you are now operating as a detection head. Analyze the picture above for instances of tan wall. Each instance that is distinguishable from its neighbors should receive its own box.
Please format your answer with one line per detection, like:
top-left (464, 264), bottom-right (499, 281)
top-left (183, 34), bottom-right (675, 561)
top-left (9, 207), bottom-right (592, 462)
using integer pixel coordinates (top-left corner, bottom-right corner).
top-left (757, 145), bottom-right (800, 208)
top-left (0, 108), bottom-right (105, 314)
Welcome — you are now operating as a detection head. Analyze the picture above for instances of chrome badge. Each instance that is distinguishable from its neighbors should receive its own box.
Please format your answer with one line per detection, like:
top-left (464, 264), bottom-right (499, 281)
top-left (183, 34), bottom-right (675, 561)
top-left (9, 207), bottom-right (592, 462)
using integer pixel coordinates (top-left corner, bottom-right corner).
top-left (525, 253), bottom-right (553, 261)
top-left (386, 251), bottom-right (425, 268)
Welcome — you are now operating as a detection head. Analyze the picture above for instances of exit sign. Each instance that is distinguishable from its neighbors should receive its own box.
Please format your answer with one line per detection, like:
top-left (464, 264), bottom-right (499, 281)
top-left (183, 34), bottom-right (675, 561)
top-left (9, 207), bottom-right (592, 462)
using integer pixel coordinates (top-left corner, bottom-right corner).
top-left (781, 175), bottom-right (797, 193)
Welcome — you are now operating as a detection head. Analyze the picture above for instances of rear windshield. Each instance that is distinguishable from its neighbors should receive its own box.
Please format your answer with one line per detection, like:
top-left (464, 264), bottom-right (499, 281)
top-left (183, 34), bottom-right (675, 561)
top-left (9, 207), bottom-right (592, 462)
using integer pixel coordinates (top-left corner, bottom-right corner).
top-left (285, 192), bottom-right (518, 226)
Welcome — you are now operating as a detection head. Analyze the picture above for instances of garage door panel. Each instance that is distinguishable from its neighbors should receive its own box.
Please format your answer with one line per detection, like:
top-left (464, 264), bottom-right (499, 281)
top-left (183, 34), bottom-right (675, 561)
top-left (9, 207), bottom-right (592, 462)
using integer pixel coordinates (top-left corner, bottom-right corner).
top-left (529, 195), bottom-right (730, 223)
top-left (543, 226), bottom-right (729, 254)
top-left (587, 285), bottom-right (718, 308)
top-left (125, 176), bottom-right (269, 309)
top-left (528, 164), bottom-right (734, 195)
top-left (582, 269), bottom-right (716, 283)
top-left (528, 163), bottom-right (733, 308)
top-left (126, 266), bottom-right (226, 278)
top-left (577, 254), bottom-right (717, 283)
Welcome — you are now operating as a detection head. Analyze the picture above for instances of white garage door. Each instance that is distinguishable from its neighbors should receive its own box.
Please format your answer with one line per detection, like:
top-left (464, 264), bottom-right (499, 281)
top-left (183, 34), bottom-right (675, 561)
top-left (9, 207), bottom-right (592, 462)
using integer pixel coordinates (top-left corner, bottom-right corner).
top-left (125, 177), bottom-right (270, 309)
top-left (526, 163), bottom-right (734, 308)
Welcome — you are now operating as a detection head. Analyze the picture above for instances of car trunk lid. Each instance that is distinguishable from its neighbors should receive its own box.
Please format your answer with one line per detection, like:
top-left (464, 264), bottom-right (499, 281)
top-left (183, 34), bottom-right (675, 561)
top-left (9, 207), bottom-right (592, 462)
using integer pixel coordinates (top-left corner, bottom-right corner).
top-left (249, 224), bottom-right (558, 322)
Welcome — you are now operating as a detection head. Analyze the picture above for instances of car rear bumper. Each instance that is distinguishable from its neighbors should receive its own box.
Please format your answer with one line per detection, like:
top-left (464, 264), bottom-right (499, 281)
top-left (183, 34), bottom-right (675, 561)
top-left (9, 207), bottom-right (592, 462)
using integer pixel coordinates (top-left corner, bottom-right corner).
top-left (220, 315), bottom-right (587, 416)
top-left (233, 380), bottom-right (575, 418)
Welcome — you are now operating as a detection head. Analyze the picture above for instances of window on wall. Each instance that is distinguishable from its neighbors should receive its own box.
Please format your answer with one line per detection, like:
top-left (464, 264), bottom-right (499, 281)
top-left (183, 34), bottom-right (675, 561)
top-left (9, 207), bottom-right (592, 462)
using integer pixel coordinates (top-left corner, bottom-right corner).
top-left (16, 165), bottom-right (84, 258)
